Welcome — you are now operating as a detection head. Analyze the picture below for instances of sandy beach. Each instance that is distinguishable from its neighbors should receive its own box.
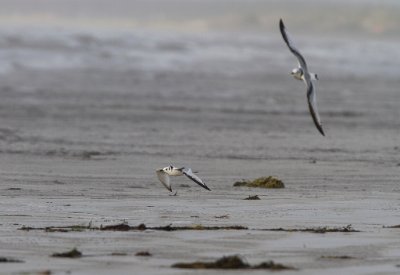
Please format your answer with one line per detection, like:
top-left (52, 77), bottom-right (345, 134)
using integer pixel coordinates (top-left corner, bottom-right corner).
top-left (0, 1), bottom-right (400, 274)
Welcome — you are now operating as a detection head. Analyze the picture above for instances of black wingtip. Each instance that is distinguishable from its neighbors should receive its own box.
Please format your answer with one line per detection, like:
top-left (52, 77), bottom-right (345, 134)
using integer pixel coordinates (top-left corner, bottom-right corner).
top-left (318, 125), bottom-right (325, 136)
top-left (279, 19), bottom-right (288, 43)
top-left (200, 182), bottom-right (211, 191)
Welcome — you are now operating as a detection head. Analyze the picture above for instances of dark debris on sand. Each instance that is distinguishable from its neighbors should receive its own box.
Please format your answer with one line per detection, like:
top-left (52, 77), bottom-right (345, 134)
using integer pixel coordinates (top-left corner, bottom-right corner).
top-left (320, 255), bottom-right (356, 260)
top-left (135, 251), bottom-right (152, 257)
top-left (150, 224), bottom-right (248, 231)
top-left (0, 257), bottom-right (24, 263)
top-left (172, 255), bottom-right (295, 270)
top-left (19, 223), bottom-right (360, 233)
top-left (100, 223), bottom-right (247, 231)
top-left (20, 223), bottom-right (247, 232)
top-left (234, 176), bottom-right (285, 188)
top-left (51, 248), bottom-right (82, 258)
top-left (6, 187), bottom-right (21, 191)
top-left (263, 224), bottom-right (359, 233)
top-left (214, 214), bottom-right (229, 219)
top-left (244, 195), bottom-right (260, 200)
top-left (101, 223), bottom-right (135, 231)
top-left (20, 223), bottom-right (92, 232)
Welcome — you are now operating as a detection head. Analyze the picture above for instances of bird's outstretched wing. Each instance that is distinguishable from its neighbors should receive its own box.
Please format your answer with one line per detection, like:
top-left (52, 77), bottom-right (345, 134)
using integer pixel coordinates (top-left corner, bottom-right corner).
top-left (279, 19), bottom-right (308, 71)
top-left (305, 80), bottom-right (325, 136)
top-left (182, 168), bottom-right (211, 191)
top-left (280, 18), bottom-right (325, 136)
top-left (156, 170), bottom-right (172, 192)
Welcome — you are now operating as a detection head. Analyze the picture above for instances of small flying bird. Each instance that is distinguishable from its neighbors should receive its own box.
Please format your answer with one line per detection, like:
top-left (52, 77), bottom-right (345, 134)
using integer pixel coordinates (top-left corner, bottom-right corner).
top-left (279, 19), bottom-right (325, 136)
top-left (156, 165), bottom-right (211, 192)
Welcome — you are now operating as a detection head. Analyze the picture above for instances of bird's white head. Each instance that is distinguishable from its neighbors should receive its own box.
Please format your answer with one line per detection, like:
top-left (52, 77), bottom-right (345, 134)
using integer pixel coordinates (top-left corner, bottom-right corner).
top-left (162, 166), bottom-right (174, 172)
top-left (291, 68), bottom-right (303, 80)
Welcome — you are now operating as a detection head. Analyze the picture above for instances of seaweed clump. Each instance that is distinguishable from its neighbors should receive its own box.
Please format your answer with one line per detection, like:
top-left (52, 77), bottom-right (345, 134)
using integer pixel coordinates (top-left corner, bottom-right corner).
top-left (172, 255), bottom-right (294, 270)
top-left (19, 223), bottom-right (246, 232)
top-left (135, 251), bottom-right (152, 257)
top-left (20, 222), bottom-right (94, 232)
top-left (234, 177), bottom-right (284, 189)
top-left (151, 224), bottom-right (247, 231)
top-left (101, 223), bottom-right (133, 231)
top-left (214, 214), bottom-right (229, 219)
top-left (51, 248), bottom-right (82, 258)
top-left (0, 257), bottom-right (24, 263)
top-left (244, 195), bottom-right (260, 200)
top-left (264, 224), bottom-right (359, 233)
top-left (320, 255), bottom-right (356, 260)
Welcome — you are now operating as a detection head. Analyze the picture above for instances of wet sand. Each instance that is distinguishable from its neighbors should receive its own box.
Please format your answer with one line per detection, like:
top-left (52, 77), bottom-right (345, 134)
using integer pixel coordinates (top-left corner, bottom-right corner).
top-left (0, 6), bottom-right (400, 274)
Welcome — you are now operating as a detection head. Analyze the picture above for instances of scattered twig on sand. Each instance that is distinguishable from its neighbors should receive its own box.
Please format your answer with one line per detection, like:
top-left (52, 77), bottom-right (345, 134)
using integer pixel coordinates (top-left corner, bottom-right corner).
top-left (20, 222), bottom-right (93, 232)
top-left (262, 224), bottom-right (359, 233)
top-left (149, 224), bottom-right (248, 231)
top-left (20, 223), bottom-right (360, 233)
top-left (214, 214), bottom-right (229, 219)
top-left (320, 255), bottom-right (356, 260)
top-left (47, 225), bottom-right (90, 232)
top-left (243, 195), bottom-right (260, 200)
top-left (20, 222), bottom-right (361, 233)
top-left (0, 257), bottom-right (24, 263)
top-left (51, 248), bottom-right (82, 258)
top-left (135, 251), bottom-right (152, 257)
top-left (234, 176), bottom-right (284, 188)
top-left (19, 223), bottom-right (248, 232)
top-left (172, 255), bottom-right (295, 270)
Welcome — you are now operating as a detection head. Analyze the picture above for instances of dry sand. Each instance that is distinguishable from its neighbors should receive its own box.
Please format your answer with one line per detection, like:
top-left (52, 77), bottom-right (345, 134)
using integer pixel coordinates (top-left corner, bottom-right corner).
top-left (0, 2), bottom-right (400, 274)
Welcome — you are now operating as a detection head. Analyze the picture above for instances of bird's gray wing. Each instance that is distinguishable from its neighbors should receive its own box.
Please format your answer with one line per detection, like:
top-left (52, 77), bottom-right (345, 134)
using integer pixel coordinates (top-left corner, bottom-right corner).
top-left (304, 78), bottom-right (325, 136)
top-left (182, 168), bottom-right (211, 191)
top-left (279, 19), bottom-right (308, 72)
top-left (156, 170), bottom-right (172, 192)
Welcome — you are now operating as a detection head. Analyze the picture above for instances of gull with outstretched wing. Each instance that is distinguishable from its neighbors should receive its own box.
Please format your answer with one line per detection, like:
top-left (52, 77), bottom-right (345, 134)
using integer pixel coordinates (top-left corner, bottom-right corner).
top-left (279, 19), bottom-right (325, 136)
top-left (156, 165), bottom-right (211, 192)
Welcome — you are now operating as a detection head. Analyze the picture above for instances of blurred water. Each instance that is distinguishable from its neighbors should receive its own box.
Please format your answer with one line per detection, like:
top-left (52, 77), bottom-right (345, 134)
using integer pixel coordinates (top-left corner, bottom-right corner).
top-left (0, 0), bottom-right (399, 34)
top-left (0, 27), bottom-right (399, 80)
top-left (0, 0), bottom-right (398, 79)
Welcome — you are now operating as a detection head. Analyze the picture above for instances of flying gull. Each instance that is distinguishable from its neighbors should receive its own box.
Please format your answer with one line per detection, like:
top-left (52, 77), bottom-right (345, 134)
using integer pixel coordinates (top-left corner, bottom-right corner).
top-left (279, 19), bottom-right (325, 136)
top-left (156, 165), bottom-right (211, 192)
